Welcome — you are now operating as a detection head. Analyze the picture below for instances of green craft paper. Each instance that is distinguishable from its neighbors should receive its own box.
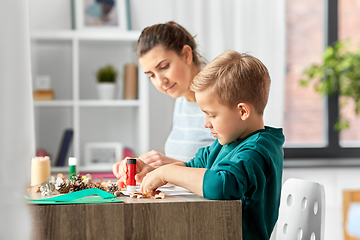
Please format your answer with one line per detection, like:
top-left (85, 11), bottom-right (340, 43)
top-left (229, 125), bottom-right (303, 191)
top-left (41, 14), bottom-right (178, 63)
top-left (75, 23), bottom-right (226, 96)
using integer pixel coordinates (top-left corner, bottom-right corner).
top-left (25, 188), bottom-right (123, 205)
top-left (26, 197), bottom-right (123, 205)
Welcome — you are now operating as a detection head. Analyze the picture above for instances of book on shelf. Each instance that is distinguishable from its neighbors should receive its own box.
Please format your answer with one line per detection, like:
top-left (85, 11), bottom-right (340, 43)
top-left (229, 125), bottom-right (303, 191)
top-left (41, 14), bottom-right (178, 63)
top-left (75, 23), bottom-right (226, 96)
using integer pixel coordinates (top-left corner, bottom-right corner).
top-left (33, 90), bottom-right (54, 101)
top-left (71, 0), bottom-right (76, 30)
top-left (123, 63), bottom-right (138, 99)
top-left (55, 129), bottom-right (73, 166)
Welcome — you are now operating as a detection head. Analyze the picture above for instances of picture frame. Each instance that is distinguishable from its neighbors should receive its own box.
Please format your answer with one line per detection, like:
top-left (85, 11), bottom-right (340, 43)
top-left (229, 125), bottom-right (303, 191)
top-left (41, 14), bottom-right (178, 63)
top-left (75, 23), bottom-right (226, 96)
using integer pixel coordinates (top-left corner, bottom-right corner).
top-left (343, 190), bottom-right (360, 240)
top-left (75, 0), bottom-right (128, 30)
top-left (84, 142), bottom-right (123, 166)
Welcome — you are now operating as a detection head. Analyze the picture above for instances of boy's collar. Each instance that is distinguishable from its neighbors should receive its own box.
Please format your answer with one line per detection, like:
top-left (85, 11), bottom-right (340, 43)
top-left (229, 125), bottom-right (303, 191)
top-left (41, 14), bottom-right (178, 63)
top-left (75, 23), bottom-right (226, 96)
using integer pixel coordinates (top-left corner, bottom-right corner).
top-left (231, 127), bottom-right (267, 143)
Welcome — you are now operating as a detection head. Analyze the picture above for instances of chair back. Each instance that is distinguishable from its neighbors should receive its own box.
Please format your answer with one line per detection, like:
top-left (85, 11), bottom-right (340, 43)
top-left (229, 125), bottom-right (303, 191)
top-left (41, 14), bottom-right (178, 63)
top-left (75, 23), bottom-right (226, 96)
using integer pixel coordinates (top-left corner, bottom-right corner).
top-left (275, 178), bottom-right (325, 240)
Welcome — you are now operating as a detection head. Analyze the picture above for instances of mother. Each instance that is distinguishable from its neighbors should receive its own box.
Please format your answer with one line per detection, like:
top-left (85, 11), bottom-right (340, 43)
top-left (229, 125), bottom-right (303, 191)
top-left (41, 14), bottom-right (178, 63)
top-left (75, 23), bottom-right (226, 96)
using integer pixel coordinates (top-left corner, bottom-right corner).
top-left (113, 21), bottom-right (214, 176)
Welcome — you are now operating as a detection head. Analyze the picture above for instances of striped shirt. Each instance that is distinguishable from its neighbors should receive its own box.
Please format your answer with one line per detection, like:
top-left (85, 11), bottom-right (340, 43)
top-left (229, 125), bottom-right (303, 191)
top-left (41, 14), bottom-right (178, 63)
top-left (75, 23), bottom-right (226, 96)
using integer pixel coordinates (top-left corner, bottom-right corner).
top-left (164, 97), bottom-right (215, 162)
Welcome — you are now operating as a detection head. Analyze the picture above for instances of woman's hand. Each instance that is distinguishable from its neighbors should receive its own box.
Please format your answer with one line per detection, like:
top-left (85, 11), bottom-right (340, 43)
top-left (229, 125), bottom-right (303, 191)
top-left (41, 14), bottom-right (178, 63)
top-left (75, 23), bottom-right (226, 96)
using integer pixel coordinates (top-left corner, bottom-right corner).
top-left (139, 167), bottom-right (168, 194)
top-left (112, 159), bottom-right (126, 179)
top-left (139, 150), bottom-right (181, 167)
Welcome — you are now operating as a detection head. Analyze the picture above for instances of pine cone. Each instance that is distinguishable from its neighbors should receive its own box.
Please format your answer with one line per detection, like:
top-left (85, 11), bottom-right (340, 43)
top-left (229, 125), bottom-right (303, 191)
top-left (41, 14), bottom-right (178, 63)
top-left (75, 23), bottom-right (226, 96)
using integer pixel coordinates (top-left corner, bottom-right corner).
top-left (72, 174), bottom-right (82, 182)
top-left (58, 182), bottom-right (70, 193)
top-left (91, 182), bottom-right (106, 191)
top-left (107, 183), bottom-right (119, 194)
top-left (70, 181), bottom-right (86, 192)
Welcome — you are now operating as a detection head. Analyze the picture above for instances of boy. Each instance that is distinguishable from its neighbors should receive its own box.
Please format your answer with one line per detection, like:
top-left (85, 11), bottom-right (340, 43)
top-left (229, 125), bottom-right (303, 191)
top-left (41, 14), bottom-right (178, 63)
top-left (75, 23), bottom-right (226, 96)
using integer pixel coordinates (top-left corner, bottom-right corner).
top-left (115, 50), bottom-right (284, 239)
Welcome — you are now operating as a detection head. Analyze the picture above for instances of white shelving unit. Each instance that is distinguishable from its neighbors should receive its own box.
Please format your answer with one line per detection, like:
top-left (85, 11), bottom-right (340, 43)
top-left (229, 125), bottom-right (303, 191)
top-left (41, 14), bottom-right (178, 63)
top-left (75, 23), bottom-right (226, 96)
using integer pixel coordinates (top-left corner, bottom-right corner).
top-left (30, 30), bottom-right (149, 172)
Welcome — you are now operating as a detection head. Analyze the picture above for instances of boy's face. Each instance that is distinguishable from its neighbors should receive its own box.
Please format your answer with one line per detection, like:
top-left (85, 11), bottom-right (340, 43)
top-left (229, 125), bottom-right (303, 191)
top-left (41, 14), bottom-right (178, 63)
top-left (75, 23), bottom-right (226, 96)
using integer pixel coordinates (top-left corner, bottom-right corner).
top-left (195, 89), bottom-right (247, 145)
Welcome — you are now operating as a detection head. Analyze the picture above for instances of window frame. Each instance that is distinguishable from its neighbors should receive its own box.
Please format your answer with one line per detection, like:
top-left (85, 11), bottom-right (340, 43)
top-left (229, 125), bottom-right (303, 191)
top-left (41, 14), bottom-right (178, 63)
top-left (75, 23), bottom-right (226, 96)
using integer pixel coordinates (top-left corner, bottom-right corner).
top-left (284, 0), bottom-right (360, 166)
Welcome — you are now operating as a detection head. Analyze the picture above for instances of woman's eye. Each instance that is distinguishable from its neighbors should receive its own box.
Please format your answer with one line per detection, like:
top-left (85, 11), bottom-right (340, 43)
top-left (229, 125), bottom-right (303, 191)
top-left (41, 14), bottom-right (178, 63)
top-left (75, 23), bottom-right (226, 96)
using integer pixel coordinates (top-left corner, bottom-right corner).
top-left (161, 64), bottom-right (169, 70)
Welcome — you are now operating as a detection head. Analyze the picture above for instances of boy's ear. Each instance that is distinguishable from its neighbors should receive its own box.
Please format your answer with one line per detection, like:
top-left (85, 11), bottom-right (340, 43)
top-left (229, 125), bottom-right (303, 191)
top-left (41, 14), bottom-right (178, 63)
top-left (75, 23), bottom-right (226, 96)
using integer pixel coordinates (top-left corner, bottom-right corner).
top-left (182, 45), bottom-right (193, 65)
top-left (237, 103), bottom-right (250, 120)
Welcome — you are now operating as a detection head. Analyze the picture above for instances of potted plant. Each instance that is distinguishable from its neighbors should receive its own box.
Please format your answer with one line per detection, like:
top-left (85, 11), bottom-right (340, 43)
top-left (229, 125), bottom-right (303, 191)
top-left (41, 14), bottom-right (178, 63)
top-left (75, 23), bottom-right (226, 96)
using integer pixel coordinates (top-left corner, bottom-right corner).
top-left (301, 39), bottom-right (360, 131)
top-left (96, 64), bottom-right (118, 100)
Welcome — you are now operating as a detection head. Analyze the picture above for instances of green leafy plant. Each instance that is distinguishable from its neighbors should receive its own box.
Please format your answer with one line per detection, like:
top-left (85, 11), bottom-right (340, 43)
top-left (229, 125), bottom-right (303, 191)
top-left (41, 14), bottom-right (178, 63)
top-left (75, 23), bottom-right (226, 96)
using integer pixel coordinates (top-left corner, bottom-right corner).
top-left (300, 39), bottom-right (360, 131)
top-left (96, 65), bottom-right (118, 83)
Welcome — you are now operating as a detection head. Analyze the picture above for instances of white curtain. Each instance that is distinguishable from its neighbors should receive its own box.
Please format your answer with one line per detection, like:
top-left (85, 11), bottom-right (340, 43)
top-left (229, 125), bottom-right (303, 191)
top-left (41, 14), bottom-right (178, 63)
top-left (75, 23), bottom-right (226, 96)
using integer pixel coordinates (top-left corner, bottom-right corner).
top-left (0, 0), bottom-right (34, 238)
top-left (132, 0), bottom-right (286, 128)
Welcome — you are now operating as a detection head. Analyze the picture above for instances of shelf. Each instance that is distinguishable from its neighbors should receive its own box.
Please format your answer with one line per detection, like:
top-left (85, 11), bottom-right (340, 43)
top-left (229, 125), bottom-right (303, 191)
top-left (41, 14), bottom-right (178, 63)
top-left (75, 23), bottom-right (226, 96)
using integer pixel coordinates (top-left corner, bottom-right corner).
top-left (34, 100), bottom-right (73, 107)
top-left (79, 164), bottom-right (113, 172)
top-left (78, 30), bottom-right (141, 41)
top-left (79, 100), bottom-right (140, 107)
top-left (34, 100), bottom-right (140, 107)
top-left (30, 30), bottom-right (74, 40)
top-left (30, 30), bottom-right (141, 41)
top-left (51, 166), bottom-right (68, 173)
top-left (31, 26), bottom-right (149, 170)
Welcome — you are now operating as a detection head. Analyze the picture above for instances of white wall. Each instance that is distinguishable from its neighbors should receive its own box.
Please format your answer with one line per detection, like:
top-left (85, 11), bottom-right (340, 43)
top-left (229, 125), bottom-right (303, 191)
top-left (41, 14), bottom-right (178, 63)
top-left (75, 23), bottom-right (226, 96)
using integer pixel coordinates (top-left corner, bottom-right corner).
top-left (1, 1), bottom-right (34, 238)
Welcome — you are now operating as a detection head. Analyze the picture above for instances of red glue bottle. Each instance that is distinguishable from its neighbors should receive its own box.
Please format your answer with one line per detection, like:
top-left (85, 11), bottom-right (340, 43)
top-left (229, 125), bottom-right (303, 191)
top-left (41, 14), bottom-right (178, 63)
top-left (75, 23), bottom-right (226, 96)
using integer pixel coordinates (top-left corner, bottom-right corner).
top-left (127, 158), bottom-right (136, 192)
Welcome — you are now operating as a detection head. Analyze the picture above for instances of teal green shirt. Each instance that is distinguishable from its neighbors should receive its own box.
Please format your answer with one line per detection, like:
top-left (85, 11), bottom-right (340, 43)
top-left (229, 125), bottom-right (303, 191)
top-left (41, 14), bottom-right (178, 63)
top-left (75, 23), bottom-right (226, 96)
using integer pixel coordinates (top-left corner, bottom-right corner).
top-left (185, 126), bottom-right (284, 240)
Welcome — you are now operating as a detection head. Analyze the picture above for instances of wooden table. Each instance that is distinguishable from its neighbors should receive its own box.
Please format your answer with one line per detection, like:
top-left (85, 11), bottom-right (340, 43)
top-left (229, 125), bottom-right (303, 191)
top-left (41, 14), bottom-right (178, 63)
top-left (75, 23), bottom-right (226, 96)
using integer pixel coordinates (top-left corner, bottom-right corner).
top-left (27, 187), bottom-right (242, 240)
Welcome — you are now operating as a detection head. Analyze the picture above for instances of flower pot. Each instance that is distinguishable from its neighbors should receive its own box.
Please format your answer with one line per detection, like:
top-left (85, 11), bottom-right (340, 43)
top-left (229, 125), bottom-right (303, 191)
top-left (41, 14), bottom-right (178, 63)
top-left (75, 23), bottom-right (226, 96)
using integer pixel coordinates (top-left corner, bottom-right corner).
top-left (97, 83), bottom-right (115, 100)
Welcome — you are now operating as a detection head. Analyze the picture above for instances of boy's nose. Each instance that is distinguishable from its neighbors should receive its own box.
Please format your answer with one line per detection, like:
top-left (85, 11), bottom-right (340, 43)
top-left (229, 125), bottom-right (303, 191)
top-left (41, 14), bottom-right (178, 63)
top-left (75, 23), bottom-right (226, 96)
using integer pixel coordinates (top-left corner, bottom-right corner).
top-left (204, 118), bottom-right (212, 128)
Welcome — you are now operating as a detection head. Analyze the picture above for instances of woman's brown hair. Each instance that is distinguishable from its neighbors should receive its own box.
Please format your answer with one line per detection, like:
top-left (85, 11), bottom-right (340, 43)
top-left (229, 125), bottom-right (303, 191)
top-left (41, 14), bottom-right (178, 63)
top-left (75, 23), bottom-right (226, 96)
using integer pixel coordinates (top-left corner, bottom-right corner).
top-left (137, 21), bottom-right (203, 69)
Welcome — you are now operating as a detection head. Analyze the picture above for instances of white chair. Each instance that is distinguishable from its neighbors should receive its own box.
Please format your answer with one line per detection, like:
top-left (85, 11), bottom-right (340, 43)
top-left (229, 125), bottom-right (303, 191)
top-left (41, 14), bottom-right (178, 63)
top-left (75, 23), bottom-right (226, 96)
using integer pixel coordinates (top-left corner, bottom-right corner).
top-left (274, 178), bottom-right (325, 240)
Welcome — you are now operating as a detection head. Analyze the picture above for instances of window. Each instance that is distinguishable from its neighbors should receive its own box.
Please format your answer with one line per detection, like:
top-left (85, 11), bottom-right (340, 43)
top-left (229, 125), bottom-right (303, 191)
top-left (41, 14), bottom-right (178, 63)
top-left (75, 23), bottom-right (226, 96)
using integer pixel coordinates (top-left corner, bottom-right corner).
top-left (284, 0), bottom-right (360, 163)
top-left (338, 0), bottom-right (360, 147)
top-left (284, 0), bottom-right (326, 148)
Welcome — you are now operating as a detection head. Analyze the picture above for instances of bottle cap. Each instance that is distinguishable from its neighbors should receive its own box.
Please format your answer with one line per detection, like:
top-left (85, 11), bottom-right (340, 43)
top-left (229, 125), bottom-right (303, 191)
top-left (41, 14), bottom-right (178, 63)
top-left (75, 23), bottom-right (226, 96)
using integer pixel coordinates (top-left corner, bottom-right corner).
top-left (127, 185), bottom-right (136, 193)
top-left (69, 157), bottom-right (77, 166)
top-left (127, 158), bottom-right (136, 164)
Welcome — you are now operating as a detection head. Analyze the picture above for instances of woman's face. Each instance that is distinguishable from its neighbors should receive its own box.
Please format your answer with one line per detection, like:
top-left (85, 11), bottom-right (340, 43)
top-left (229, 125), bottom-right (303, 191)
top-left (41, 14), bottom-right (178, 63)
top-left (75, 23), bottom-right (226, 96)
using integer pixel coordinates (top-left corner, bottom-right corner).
top-left (139, 45), bottom-right (195, 101)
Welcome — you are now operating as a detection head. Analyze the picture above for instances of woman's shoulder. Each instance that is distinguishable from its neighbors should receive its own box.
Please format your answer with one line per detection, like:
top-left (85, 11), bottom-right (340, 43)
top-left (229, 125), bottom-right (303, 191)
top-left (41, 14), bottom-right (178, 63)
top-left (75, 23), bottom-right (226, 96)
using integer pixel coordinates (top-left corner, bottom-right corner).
top-left (175, 97), bottom-right (203, 115)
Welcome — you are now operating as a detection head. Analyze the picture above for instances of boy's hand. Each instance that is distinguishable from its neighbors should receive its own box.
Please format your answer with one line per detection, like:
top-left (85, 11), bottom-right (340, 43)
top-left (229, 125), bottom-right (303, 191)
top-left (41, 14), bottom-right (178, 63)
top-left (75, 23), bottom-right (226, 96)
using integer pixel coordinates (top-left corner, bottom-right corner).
top-left (140, 167), bottom-right (167, 194)
top-left (139, 150), bottom-right (178, 167)
top-left (112, 158), bottom-right (155, 185)
top-left (134, 159), bottom-right (155, 183)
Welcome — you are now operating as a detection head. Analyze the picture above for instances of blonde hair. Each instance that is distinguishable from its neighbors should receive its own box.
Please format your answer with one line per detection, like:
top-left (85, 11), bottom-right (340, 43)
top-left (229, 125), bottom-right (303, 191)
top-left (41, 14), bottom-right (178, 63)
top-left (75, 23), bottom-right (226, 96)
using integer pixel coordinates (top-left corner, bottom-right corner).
top-left (190, 50), bottom-right (270, 115)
